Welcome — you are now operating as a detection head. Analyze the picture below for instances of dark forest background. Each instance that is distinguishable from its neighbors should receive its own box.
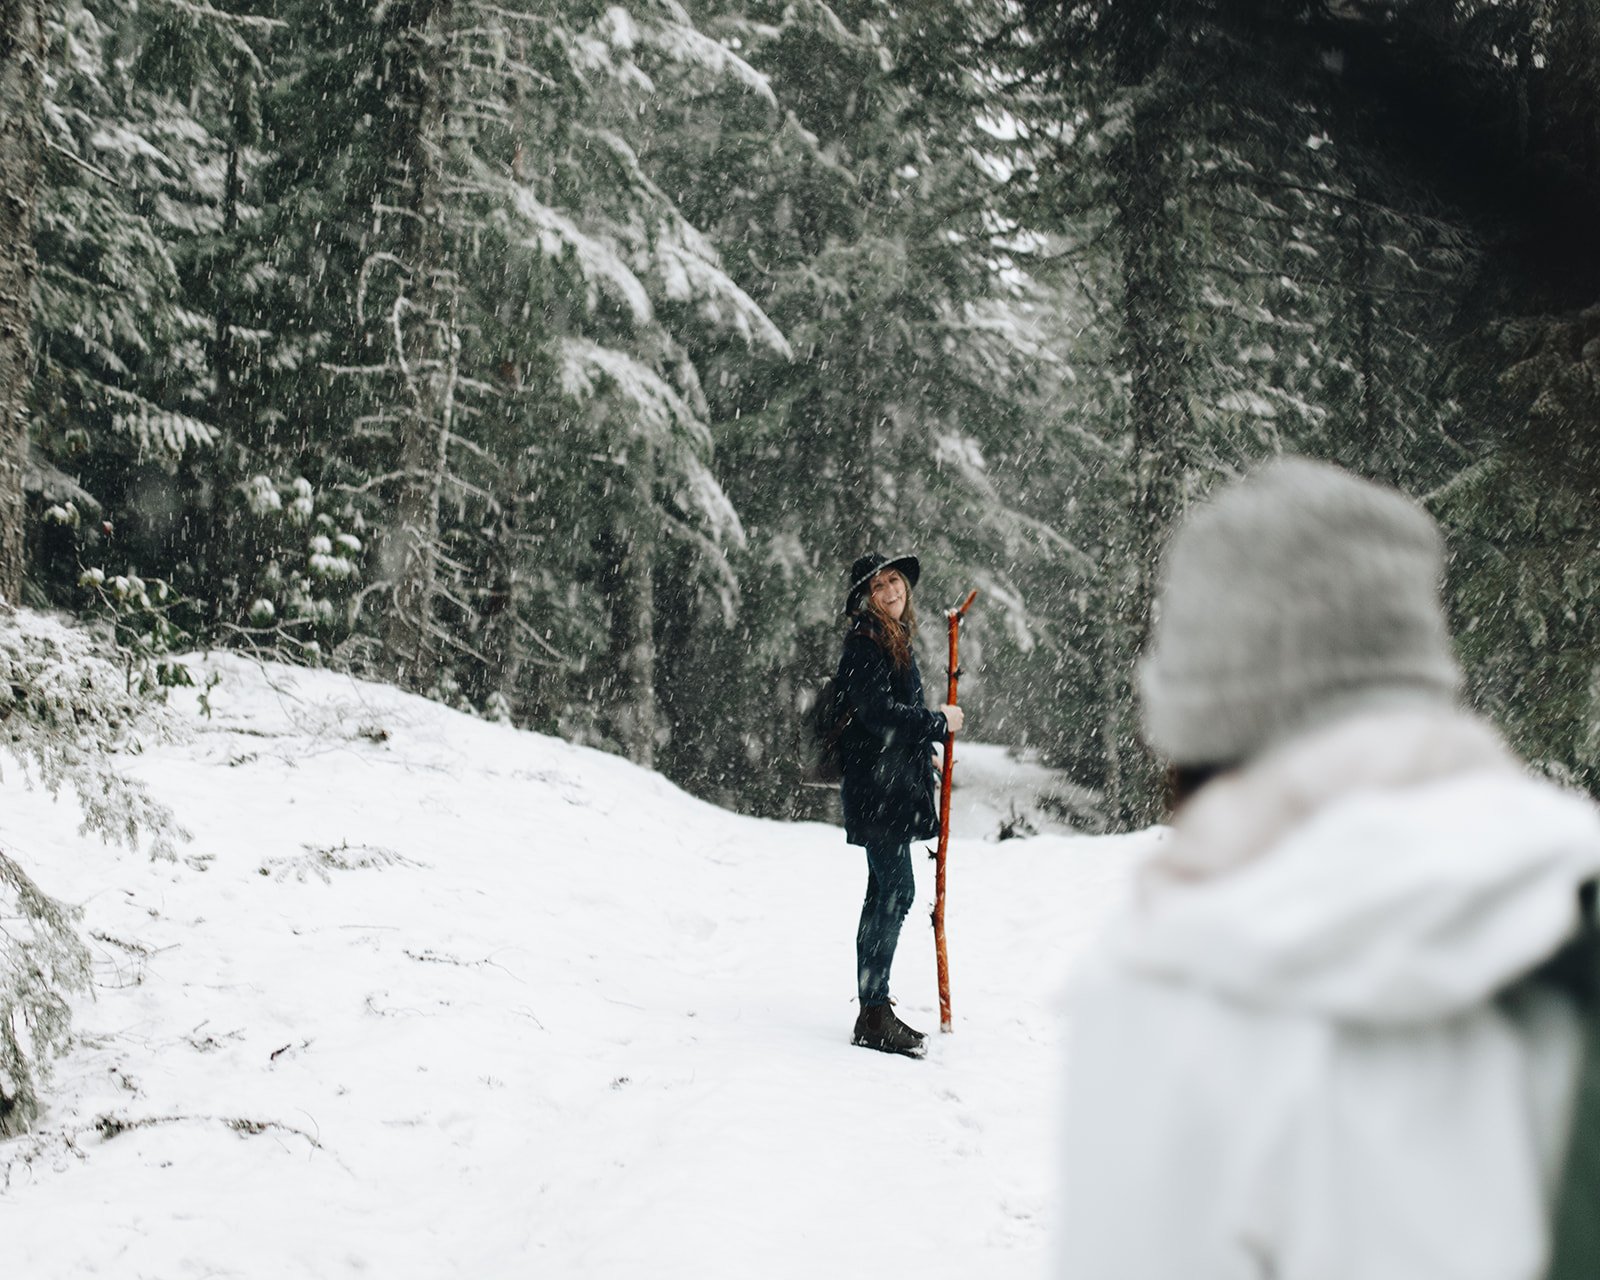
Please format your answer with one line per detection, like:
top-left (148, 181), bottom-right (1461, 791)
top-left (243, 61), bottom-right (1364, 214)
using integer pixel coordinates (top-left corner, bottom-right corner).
top-left (1, 0), bottom-right (1598, 830)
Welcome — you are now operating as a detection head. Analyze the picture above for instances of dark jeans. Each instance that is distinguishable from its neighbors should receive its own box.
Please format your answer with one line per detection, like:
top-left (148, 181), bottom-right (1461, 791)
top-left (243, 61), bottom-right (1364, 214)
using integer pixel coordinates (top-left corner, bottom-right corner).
top-left (856, 840), bottom-right (917, 1005)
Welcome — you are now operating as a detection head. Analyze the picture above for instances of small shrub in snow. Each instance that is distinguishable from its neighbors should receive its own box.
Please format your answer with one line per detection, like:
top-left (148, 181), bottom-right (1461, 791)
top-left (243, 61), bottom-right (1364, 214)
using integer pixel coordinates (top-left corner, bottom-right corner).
top-left (76, 568), bottom-right (196, 695)
top-left (259, 841), bottom-right (419, 883)
top-left (226, 475), bottom-right (363, 655)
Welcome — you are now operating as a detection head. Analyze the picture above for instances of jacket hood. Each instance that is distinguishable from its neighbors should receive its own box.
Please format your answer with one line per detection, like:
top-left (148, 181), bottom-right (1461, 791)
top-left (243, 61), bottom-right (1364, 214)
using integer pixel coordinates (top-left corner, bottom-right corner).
top-left (1111, 708), bottom-right (1600, 1025)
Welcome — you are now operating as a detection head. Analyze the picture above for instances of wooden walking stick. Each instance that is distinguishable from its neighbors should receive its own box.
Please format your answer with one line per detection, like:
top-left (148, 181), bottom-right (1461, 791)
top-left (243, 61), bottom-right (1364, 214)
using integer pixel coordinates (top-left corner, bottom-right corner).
top-left (934, 589), bottom-right (977, 1034)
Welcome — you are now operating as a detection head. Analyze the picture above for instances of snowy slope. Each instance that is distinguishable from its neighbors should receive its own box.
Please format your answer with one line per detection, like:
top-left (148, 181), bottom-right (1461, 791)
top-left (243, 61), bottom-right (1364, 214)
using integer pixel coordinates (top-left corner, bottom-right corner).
top-left (949, 742), bottom-right (1107, 840)
top-left (0, 656), bottom-right (1149, 1279)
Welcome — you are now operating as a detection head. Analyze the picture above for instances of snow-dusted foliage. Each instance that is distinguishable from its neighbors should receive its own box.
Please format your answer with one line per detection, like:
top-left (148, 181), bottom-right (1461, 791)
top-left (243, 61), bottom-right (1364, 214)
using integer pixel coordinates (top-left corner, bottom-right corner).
top-left (0, 608), bottom-right (182, 1135)
top-left (559, 339), bottom-right (708, 448)
top-left (33, 0), bottom-right (233, 464)
top-left (225, 476), bottom-right (363, 654)
top-left (976, 0), bottom-right (1500, 821)
top-left (0, 609), bottom-right (182, 858)
top-left (0, 852), bottom-right (87, 1138)
top-left (11, 0), bottom-right (1600, 828)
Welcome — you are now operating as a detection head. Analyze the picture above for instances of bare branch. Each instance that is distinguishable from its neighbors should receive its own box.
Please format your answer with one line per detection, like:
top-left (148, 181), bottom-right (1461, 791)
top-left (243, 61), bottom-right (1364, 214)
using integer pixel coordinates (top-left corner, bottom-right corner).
top-left (42, 138), bottom-right (121, 187)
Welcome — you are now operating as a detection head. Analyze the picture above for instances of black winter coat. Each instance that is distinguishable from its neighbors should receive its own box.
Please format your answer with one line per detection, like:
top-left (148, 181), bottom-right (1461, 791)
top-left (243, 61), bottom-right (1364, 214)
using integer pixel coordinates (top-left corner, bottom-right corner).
top-left (835, 618), bottom-right (947, 847)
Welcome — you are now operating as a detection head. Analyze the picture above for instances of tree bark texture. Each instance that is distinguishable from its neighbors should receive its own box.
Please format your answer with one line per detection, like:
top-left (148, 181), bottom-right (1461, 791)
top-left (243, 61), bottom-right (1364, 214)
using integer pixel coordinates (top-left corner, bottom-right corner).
top-left (833, 402), bottom-right (878, 570)
top-left (598, 443), bottom-right (657, 769)
top-left (0, 0), bottom-right (43, 605)
top-left (1105, 92), bottom-right (1193, 829)
top-left (376, 0), bottom-right (457, 687)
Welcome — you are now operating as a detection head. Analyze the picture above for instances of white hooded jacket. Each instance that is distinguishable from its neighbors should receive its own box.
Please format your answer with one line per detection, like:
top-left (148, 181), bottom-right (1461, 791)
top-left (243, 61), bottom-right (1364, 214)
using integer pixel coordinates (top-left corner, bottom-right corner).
top-left (1058, 709), bottom-right (1600, 1280)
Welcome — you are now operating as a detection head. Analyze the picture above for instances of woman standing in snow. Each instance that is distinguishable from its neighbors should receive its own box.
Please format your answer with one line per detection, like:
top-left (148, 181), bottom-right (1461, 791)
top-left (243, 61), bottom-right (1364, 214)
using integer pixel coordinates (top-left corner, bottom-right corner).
top-left (1057, 458), bottom-right (1600, 1279)
top-left (834, 551), bottom-right (964, 1058)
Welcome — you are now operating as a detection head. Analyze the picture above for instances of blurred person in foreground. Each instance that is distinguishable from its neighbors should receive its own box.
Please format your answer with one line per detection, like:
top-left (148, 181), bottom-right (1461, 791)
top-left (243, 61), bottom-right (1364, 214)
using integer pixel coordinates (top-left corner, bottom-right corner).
top-left (1057, 457), bottom-right (1600, 1279)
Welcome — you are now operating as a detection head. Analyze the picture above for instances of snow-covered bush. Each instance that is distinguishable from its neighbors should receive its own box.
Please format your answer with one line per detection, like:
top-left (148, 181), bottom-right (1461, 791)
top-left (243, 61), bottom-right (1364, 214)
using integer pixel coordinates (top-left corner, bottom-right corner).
top-left (0, 857), bottom-right (88, 1138)
top-left (0, 607), bottom-right (184, 1134)
top-left (0, 609), bottom-right (183, 857)
top-left (76, 568), bottom-right (195, 695)
top-left (228, 475), bottom-right (364, 656)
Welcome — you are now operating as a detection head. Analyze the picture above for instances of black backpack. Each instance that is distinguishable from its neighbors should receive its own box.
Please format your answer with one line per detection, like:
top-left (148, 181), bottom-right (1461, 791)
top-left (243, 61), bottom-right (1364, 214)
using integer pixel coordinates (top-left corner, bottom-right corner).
top-left (803, 676), bottom-right (853, 786)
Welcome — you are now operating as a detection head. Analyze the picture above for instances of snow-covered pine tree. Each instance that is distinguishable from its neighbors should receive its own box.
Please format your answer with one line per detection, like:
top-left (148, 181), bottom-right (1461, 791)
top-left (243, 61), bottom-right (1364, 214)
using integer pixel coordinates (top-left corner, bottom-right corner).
top-left (989, 0), bottom-right (1210, 825)
top-left (251, 0), bottom-right (786, 765)
top-left (19, 0), bottom-right (271, 659)
top-left (1414, 0), bottom-right (1600, 794)
top-left (0, 607), bottom-right (183, 1134)
top-left (246, 0), bottom-right (466, 688)
top-left (130, 0), bottom-right (295, 639)
top-left (439, 0), bottom-right (789, 763)
top-left (989, 0), bottom-right (1481, 824)
top-left (30, 0), bottom-right (229, 519)
top-left (635, 0), bottom-right (1085, 815)
top-left (0, 0), bottom-right (44, 603)
top-left (0, 848), bottom-right (82, 1138)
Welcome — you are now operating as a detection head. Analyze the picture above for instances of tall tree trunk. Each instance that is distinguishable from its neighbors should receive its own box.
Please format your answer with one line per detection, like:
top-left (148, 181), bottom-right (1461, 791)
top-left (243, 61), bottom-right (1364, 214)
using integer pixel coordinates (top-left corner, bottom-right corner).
top-left (377, 0), bottom-right (455, 687)
top-left (0, 0), bottom-right (43, 605)
top-left (834, 399), bottom-right (878, 571)
top-left (383, 305), bottom-right (455, 684)
top-left (212, 100), bottom-right (243, 419)
top-left (1344, 211), bottom-right (1404, 487)
top-left (476, 507), bottom-right (526, 715)
top-left (200, 63), bottom-right (249, 626)
top-left (598, 442), bottom-right (657, 768)
top-left (1104, 92), bottom-right (1193, 829)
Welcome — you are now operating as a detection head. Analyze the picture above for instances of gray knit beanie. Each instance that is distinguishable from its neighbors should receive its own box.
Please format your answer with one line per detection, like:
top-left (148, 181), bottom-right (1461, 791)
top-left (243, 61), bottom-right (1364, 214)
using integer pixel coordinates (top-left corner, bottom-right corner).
top-left (1138, 457), bottom-right (1461, 766)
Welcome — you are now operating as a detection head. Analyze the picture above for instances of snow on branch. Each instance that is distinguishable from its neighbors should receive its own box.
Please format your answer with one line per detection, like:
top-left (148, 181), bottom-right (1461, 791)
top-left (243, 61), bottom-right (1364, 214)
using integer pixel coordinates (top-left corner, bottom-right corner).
top-left (558, 339), bottom-right (745, 556)
top-left (88, 124), bottom-right (180, 175)
top-left (933, 432), bottom-right (1091, 570)
top-left (569, 129), bottom-right (790, 356)
top-left (666, 447), bottom-right (746, 550)
top-left (658, 506), bottom-right (742, 624)
top-left (634, 8), bottom-right (777, 106)
top-left (0, 853), bottom-right (89, 1138)
top-left (149, 0), bottom-right (285, 33)
top-left (558, 338), bottom-right (710, 454)
top-left (728, 0), bottom-right (854, 45)
top-left (96, 383), bottom-right (218, 455)
top-left (571, 128), bottom-right (715, 255)
top-left (495, 173), bottom-right (654, 327)
top-left (969, 571), bottom-right (1042, 653)
top-left (657, 241), bottom-right (792, 357)
top-left (0, 610), bottom-right (186, 861)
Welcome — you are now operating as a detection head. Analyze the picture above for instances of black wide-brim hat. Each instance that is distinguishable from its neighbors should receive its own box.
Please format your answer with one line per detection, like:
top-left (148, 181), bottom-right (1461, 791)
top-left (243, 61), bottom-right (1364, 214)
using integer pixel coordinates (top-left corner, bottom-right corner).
top-left (845, 551), bottom-right (920, 615)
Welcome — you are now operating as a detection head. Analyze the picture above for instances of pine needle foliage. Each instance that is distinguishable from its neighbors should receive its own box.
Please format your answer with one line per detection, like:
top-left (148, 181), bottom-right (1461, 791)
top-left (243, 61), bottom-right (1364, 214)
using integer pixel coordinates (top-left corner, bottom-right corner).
top-left (0, 608), bottom-right (183, 858)
top-left (0, 852), bottom-right (88, 1138)
top-left (9, 0), bottom-right (1600, 826)
top-left (983, 0), bottom-right (1496, 822)
top-left (0, 607), bottom-right (182, 1136)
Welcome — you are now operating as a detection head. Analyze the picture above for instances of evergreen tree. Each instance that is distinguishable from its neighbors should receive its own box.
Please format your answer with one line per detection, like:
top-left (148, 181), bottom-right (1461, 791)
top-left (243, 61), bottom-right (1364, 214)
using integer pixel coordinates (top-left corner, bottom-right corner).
top-left (991, 0), bottom-right (1481, 822)
top-left (10, 0), bottom-right (1600, 832)
top-left (252, 0), bottom-right (785, 764)
top-left (0, 0), bottom-right (45, 602)
top-left (0, 606), bottom-right (183, 1134)
top-left (639, 0), bottom-right (1085, 815)
top-left (28, 0), bottom-right (271, 625)
top-left (1404, 0), bottom-right (1600, 792)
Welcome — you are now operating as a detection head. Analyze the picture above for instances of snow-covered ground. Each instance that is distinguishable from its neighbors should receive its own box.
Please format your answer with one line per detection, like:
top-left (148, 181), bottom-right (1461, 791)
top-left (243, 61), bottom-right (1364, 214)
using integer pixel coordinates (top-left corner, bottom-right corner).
top-left (0, 656), bottom-right (1150, 1279)
top-left (949, 742), bottom-right (1107, 841)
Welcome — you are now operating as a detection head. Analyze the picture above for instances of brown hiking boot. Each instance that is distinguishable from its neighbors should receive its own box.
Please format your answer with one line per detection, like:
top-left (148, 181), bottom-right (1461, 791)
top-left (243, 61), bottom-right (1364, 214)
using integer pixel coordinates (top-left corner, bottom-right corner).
top-left (852, 1001), bottom-right (927, 1058)
top-left (891, 1005), bottom-right (928, 1044)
